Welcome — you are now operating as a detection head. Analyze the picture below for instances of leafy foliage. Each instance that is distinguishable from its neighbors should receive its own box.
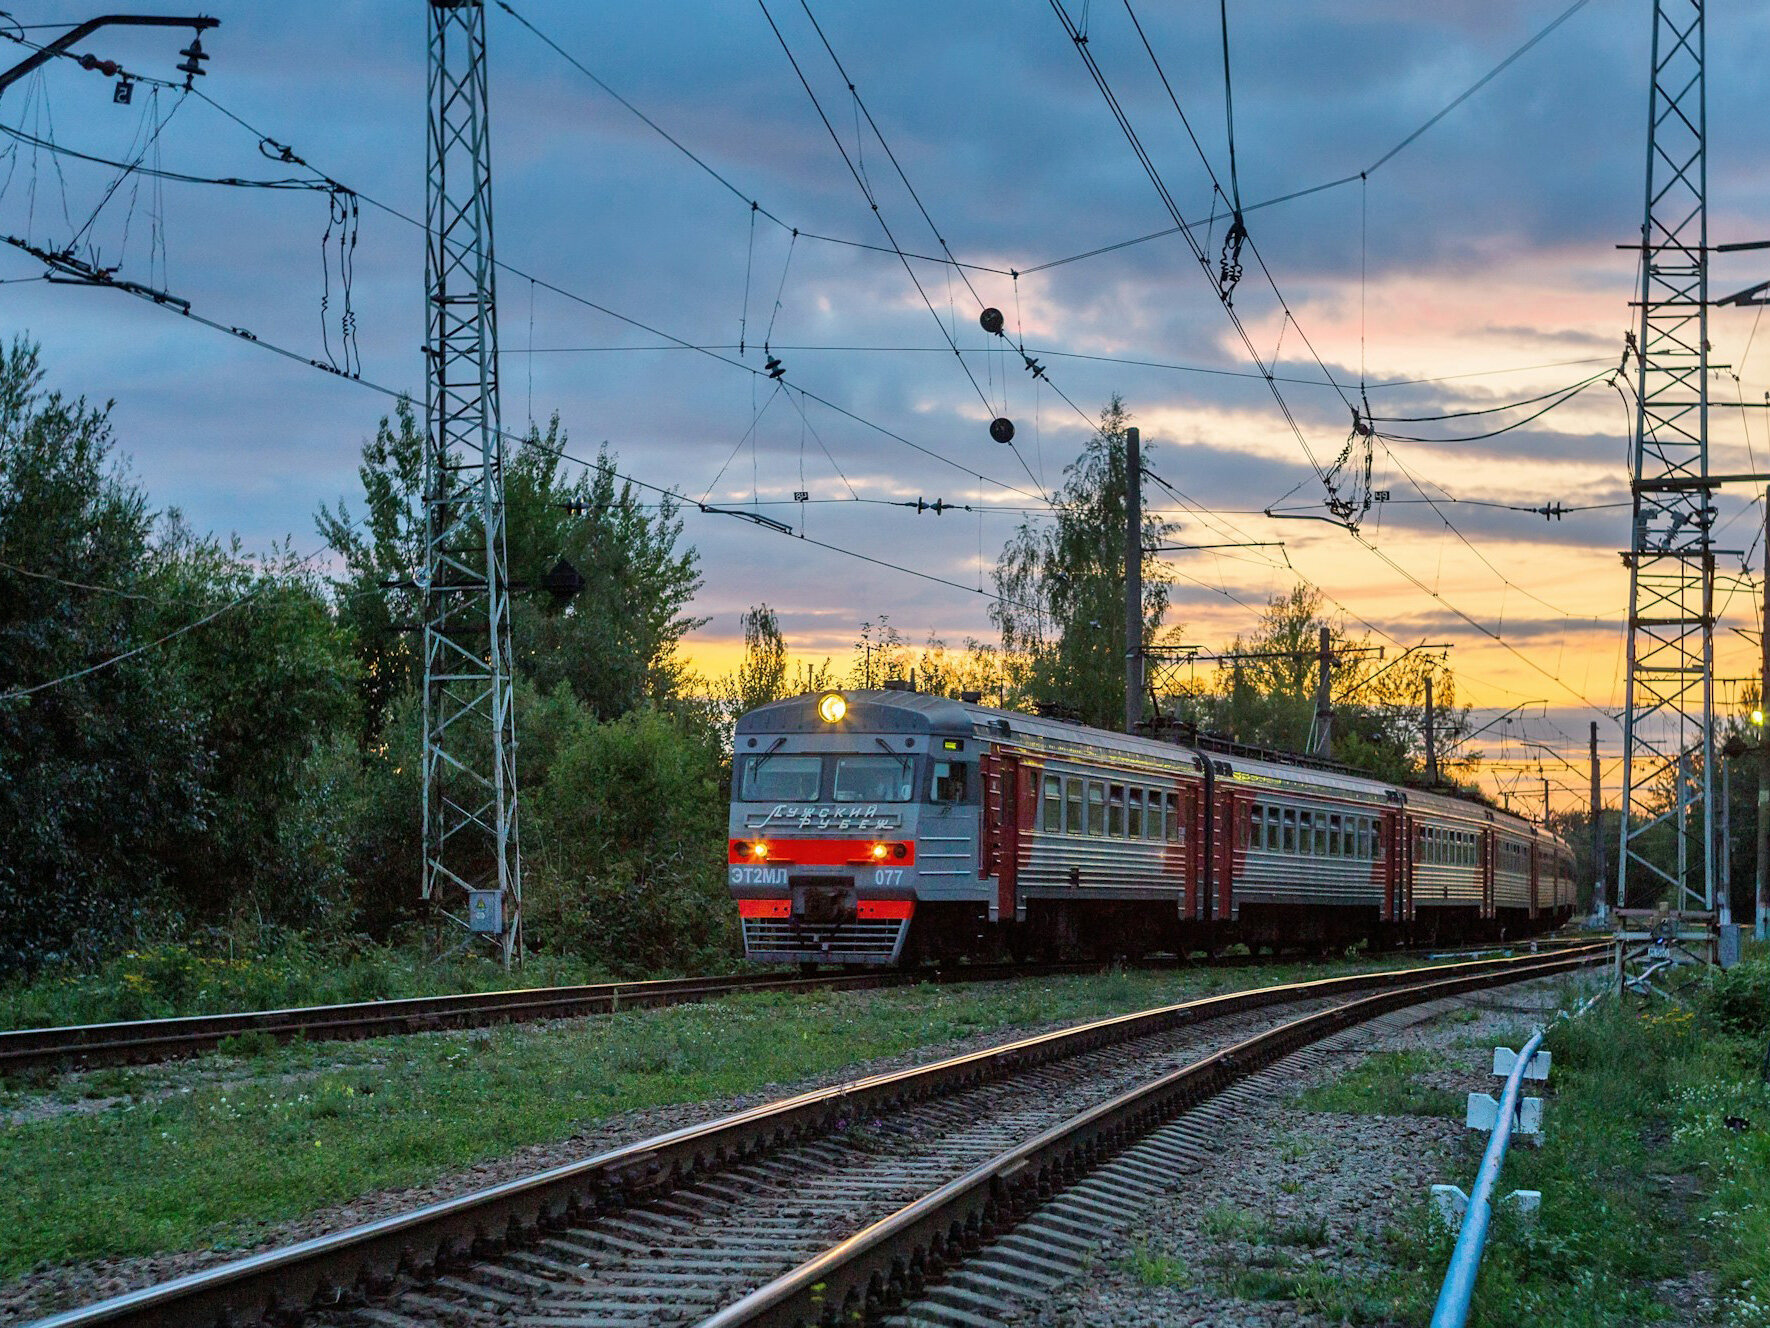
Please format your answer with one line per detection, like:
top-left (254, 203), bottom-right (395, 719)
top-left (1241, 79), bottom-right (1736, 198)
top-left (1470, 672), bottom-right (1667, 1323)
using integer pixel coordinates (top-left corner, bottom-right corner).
top-left (525, 703), bottom-right (736, 976)
top-left (991, 395), bottom-right (1175, 727)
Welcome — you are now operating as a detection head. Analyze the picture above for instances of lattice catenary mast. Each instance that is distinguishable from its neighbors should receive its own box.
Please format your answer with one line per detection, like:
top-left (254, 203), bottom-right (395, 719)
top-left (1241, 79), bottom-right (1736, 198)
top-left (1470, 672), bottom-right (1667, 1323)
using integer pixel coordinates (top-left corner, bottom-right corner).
top-left (423, 0), bottom-right (522, 964)
top-left (1616, 0), bottom-right (1715, 920)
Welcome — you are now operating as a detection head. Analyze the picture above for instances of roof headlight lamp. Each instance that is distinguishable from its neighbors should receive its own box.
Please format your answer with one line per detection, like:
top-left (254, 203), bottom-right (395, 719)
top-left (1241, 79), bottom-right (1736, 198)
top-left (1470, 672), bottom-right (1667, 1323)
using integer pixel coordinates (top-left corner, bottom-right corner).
top-left (818, 692), bottom-right (848, 724)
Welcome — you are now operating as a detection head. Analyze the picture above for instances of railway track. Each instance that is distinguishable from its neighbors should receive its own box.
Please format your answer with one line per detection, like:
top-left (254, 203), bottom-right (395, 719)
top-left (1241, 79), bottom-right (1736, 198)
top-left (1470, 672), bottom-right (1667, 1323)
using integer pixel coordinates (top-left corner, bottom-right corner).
top-left (26, 944), bottom-right (1602, 1328)
top-left (1, 938), bottom-right (1589, 1075)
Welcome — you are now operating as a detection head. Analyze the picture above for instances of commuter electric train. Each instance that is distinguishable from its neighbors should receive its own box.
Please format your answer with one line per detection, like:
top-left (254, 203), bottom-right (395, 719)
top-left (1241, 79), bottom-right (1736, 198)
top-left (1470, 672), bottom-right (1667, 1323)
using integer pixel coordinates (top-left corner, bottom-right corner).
top-left (728, 687), bottom-right (1577, 967)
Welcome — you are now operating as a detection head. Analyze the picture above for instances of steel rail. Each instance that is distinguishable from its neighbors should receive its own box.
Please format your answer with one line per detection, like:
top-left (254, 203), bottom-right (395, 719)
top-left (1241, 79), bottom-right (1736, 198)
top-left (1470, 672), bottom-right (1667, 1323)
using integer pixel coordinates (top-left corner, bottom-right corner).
top-left (697, 952), bottom-right (1600, 1328)
top-left (0, 939), bottom-right (1589, 1073)
top-left (0, 969), bottom-right (905, 1072)
top-left (23, 945), bottom-right (1602, 1328)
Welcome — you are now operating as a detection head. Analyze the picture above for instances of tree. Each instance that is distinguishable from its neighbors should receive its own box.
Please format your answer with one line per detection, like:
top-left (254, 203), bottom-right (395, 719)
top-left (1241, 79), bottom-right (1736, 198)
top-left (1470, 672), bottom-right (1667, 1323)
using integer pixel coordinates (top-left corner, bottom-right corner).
top-left (0, 340), bottom-right (201, 971)
top-left (317, 412), bottom-right (706, 728)
top-left (991, 396), bottom-right (1176, 727)
top-left (1206, 584), bottom-right (1470, 785)
top-left (315, 400), bottom-right (424, 747)
top-left (0, 340), bottom-right (359, 971)
top-left (148, 520), bottom-right (358, 927)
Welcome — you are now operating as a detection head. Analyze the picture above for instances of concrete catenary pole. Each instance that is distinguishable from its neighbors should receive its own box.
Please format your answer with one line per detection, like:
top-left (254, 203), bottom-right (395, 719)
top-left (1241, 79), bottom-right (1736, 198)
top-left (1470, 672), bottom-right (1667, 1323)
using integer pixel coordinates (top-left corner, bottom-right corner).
top-left (1124, 426), bottom-right (1143, 735)
top-left (1423, 676), bottom-right (1439, 784)
top-left (1591, 721), bottom-right (1607, 923)
top-left (1312, 626), bottom-right (1333, 757)
top-left (1759, 486), bottom-right (1770, 939)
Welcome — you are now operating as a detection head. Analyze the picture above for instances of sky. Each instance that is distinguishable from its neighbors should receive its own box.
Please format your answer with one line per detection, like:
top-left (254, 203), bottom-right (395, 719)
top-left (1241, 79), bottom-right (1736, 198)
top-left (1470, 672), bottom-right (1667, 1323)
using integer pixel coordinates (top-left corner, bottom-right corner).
top-left (3, 1), bottom-right (1769, 816)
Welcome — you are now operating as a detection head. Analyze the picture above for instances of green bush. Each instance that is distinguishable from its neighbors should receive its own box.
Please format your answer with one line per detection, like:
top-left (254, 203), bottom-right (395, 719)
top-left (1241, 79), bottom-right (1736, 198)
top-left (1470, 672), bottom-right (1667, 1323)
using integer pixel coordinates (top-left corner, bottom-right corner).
top-left (0, 936), bottom-right (603, 1030)
top-left (526, 703), bottom-right (738, 976)
top-left (1704, 956), bottom-right (1770, 1037)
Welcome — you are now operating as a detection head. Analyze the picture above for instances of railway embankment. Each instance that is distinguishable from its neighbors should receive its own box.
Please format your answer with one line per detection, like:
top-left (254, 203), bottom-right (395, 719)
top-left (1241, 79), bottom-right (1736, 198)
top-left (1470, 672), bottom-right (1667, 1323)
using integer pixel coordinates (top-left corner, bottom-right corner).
top-left (3, 957), bottom-right (1410, 1320)
top-left (1008, 960), bottom-right (1770, 1328)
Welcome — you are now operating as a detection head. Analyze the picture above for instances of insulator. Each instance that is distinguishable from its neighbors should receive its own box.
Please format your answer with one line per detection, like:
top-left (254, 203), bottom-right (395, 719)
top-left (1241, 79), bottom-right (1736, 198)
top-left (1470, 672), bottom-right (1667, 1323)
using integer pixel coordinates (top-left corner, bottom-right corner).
top-left (978, 307), bottom-right (1005, 336)
top-left (989, 417), bottom-right (1016, 444)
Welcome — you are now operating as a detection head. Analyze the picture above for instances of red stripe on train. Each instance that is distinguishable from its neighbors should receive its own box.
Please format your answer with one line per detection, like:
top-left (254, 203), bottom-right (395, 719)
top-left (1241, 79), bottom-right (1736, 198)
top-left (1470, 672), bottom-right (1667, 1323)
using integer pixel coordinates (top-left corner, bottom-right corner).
top-left (736, 899), bottom-right (790, 918)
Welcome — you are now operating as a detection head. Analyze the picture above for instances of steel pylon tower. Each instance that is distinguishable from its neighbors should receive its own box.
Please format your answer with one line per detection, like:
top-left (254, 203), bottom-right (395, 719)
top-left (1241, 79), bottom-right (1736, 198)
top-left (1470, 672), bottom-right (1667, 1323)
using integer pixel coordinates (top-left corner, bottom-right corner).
top-left (1617, 0), bottom-right (1713, 918)
top-left (423, 0), bottom-right (522, 963)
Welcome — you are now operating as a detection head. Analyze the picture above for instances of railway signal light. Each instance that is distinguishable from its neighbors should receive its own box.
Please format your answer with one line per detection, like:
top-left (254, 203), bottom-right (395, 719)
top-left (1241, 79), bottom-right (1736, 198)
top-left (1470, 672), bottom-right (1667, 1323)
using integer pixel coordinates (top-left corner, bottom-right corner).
top-left (1754, 708), bottom-right (1765, 727)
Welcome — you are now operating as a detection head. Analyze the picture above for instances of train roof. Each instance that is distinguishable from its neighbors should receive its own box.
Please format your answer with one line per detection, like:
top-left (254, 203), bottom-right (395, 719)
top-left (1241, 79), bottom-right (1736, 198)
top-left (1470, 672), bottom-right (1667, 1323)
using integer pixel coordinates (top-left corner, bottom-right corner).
top-left (736, 689), bottom-right (1568, 850)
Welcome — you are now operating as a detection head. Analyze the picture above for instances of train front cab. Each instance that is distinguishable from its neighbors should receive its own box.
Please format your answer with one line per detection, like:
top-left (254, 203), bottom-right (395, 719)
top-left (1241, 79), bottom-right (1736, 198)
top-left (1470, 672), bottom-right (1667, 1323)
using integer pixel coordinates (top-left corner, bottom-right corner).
top-left (728, 690), bottom-right (985, 966)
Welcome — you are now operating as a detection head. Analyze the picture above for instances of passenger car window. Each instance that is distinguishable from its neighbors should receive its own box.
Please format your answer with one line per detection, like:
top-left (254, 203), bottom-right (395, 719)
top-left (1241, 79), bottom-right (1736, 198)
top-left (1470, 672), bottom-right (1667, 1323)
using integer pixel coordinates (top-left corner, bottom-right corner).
top-left (1042, 775), bottom-right (1062, 832)
top-left (1087, 782), bottom-right (1106, 836)
top-left (931, 761), bottom-right (969, 804)
top-left (1108, 785), bottom-right (1126, 837)
top-left (1065, 777), bottom-right (1084, 834)
top-left (832, 754), bottom-right (917, 803)
top-left (739, 753), bottom-right (821, 802)
top-left (1127, 789), bottom-right (1144, 839)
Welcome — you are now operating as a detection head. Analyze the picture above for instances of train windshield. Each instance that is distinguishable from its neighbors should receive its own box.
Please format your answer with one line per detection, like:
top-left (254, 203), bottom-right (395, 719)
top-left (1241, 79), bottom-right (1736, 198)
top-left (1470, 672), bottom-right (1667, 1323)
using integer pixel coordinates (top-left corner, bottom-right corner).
top-left (832, 753), bottom-right (918, 803)
top-left (738, 753), bottom-right (822, 802)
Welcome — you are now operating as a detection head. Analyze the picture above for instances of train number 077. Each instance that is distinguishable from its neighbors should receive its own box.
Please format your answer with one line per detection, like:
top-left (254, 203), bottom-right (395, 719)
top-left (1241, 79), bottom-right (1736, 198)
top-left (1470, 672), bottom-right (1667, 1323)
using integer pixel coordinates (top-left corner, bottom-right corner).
top-left (873, 868), bottom-right (905, 886)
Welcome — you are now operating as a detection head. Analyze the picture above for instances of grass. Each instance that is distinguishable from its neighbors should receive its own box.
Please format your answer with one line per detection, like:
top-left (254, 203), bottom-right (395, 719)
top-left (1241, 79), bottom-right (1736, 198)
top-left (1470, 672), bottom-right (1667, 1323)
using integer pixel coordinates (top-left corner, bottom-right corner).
top-left (1120, 1243), bottom-right (1191, 1287)
top-left (0, 939), bottom-right (609, 1030)
top-left (1395, 989), bottom-right (1770, 1327)
top-left (0, 955), bottom-right (1414, 1280)
top-left (1242, 965), bottom-right (1770, 1328)
top-left (1293, 1048), bottom-right (1463, 1118)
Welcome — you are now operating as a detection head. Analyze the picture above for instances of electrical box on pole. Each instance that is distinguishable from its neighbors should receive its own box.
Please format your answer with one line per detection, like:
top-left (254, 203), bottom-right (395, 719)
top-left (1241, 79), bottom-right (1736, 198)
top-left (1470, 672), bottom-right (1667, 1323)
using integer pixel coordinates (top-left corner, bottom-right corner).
top-left (423, 0), bottom-right (523, 966)
top-left (1617, 0), bottom-right (1716, 921)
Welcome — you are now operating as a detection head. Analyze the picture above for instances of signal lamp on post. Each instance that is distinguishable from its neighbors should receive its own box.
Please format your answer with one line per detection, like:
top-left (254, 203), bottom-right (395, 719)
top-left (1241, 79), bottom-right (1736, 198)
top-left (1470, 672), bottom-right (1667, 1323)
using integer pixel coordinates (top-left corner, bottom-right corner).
top-left (818, 692), bottom-right (847, 724)
top-left (1753, 709), bottom-right (1765, 727)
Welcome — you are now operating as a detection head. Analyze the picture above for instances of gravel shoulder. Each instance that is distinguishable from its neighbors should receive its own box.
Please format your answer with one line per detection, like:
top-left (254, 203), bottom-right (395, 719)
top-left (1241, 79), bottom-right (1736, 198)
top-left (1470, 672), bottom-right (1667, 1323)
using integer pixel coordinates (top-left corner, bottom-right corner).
top-left (1017, 975), bottom-right (1584, 1327)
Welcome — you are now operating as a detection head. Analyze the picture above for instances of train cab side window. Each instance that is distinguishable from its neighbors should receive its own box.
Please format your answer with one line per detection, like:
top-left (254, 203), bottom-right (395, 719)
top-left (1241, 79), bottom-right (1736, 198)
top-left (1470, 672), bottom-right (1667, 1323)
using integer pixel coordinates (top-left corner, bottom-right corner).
top-left (1128, 788), bottom-right (1144, 839)
top-left (1373, 821), bottom-right (1385, 861)
top-left (1086, 782), bottom-right (1106, 837)
top-left (1065, 777), bottom-right (1084, 835)
top-left (1108, 784), bottom-right (1126, 837)
top-left (1165, 793), bottom-right (1180, 842)
top-left (1237, 804), bottom-right (1251, 850)
top-left (1042, 775), bottom-right (1062, 832)
top-left (932, 761), bottom-right (970, 804)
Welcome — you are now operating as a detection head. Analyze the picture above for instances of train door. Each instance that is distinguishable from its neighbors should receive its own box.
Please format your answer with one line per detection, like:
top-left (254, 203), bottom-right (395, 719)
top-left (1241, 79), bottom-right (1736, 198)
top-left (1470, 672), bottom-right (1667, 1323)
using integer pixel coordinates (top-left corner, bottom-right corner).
top-left (1528, 838), bottom-right (1540, 918)
top-left (1400, 812), bottom-right (1416, 923)
top-left (1013, 761), bottom-right (1039, 922)
top-left (1181, 777), bottom-right (1205, 920)
top-left (979, 751), bottom-right (1021, 923)
top-left (1482, 827), bottom-right (1496, 920)
top-left (1214, 782), bottom-right (1236, 922)
top-left (1381, 807), bottom-right (1402, 922)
